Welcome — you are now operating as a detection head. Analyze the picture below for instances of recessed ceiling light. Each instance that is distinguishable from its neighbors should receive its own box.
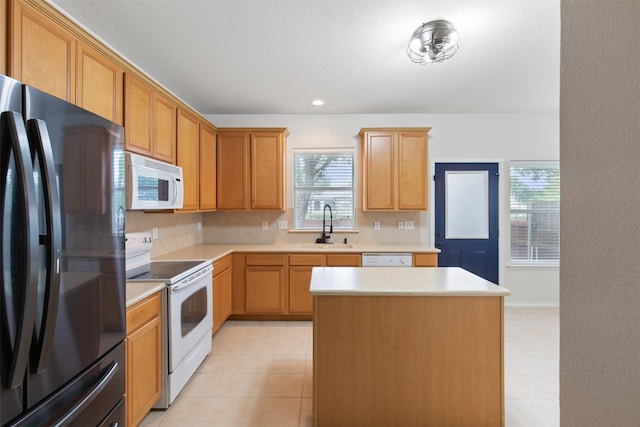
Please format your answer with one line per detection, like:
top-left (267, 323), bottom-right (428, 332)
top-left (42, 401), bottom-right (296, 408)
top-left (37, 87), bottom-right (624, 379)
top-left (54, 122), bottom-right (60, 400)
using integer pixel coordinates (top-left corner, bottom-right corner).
top-left (312, 99), bottom-right (325, 106)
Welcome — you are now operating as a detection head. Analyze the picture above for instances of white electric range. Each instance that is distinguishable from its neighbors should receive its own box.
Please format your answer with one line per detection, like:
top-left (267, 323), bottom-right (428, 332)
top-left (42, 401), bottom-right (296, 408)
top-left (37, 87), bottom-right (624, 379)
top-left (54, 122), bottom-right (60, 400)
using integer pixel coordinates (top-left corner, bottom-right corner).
top-left (125, 232), bottom-right (213, 408)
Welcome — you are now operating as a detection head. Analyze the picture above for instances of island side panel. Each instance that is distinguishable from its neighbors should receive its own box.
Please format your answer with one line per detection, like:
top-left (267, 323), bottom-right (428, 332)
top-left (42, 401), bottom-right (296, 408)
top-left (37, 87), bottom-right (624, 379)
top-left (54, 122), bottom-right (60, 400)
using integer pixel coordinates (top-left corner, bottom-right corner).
top-left (313, 295), bottom-right (504, 427)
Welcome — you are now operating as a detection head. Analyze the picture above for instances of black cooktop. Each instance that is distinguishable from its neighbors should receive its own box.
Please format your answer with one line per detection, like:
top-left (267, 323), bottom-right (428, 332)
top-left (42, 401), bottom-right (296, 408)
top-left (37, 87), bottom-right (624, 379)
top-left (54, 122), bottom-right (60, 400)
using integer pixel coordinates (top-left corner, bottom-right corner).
top-left (126, 260), bottom-right (206, 283)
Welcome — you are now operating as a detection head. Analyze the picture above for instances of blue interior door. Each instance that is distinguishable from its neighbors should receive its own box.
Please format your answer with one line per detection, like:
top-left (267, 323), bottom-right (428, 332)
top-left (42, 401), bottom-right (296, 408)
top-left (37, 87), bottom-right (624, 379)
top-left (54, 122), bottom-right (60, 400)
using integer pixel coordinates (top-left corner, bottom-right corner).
top-left (434, 163), bottom-right (499, 284)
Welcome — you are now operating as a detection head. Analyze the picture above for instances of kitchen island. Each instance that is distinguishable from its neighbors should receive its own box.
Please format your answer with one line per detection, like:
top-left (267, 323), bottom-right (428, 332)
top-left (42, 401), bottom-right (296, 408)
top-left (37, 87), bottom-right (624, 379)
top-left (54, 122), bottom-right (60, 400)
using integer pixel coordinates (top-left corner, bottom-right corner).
top-left (310, 267), bottom-right (510, 427)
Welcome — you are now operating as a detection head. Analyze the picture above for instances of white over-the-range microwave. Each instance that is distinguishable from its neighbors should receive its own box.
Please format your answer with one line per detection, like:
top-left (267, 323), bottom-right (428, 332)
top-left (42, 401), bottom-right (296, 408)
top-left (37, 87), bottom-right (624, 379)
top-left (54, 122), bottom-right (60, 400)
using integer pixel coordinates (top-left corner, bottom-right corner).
top-left (125, 152), bottom-right (184, 210)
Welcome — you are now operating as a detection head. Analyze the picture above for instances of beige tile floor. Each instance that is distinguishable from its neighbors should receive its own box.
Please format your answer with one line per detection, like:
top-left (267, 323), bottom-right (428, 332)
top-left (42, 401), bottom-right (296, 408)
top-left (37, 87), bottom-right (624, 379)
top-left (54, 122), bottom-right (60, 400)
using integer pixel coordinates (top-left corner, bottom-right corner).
top-left (140, 307), bottom-right (558, 427)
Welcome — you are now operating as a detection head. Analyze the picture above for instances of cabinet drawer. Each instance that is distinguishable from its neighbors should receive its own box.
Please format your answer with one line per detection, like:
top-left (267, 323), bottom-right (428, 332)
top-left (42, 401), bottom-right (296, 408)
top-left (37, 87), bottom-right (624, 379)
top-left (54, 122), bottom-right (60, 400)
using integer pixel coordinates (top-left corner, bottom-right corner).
top-left (414, 253), bottom-right (438, 267)
top-left (126, 292), bottom-right (161, 334)
top-left (245, 254), bottom-right (286, 266)
top-left (213, 255), bottom-right (232, 273)
top-left (289, 254), bottom-right (324, 266)
top-left (326, 254), bottom-right (361, 267)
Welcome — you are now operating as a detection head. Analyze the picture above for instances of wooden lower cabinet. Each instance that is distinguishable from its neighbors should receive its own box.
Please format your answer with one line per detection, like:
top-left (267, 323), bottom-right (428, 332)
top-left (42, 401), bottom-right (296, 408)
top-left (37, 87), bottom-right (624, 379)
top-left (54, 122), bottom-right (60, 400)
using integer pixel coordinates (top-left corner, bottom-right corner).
top-left (231, 251), bottom-right (436, 319)
top-left (413, 252), bottom-right (438, 267)
top-left (212, 255), bottom-right (232, 335)
top-left (289, 254), bottom-right (325, 314)
top-left (126, 291), bottom-right (162, 427)
top-left (245, 254), bottom-right (286, 313)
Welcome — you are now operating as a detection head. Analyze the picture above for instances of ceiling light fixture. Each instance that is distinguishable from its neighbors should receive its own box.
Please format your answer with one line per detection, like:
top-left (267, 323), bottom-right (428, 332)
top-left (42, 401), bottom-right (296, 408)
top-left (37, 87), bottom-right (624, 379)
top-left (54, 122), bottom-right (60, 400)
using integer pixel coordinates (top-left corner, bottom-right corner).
top-left (312, 99), bottom-right (325, 106)
top-left (407, 19), bottom-right (459, 64)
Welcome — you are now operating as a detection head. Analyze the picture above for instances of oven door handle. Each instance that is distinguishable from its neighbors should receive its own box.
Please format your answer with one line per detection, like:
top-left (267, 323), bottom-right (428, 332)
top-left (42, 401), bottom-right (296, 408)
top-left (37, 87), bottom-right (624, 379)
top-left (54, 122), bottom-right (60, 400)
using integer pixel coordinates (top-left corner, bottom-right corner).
top-left (170, 266), bottom-right (212, 293)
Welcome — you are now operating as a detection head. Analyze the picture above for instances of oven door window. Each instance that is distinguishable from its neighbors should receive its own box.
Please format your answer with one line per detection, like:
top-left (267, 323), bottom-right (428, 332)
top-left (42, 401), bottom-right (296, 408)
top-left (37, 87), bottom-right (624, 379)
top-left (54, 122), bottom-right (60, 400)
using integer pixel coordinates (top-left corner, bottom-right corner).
top-left (180, 287), bottom-right (207, 337)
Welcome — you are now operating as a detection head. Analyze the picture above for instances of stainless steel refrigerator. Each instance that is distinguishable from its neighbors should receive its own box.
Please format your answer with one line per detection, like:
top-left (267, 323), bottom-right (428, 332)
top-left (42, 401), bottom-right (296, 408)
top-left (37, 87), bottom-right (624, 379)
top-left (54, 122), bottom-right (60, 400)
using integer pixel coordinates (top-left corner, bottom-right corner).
top-left (1, 74), bottom-right (126, 426)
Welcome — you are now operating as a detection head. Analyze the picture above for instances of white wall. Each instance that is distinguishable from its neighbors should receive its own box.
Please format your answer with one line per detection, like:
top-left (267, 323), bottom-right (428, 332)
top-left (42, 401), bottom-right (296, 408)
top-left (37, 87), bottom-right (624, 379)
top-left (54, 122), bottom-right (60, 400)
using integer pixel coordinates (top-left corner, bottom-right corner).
top-left (206, 112), bottom-right (559, 305)
top-left (560, 2), bottom-right (640, 426)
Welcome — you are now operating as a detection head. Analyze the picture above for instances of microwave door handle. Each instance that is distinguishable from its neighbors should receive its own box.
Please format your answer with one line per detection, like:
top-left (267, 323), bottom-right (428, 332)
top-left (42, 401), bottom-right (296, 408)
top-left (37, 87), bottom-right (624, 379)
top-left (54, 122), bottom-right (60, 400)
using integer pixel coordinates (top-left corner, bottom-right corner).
top-left (0, 112), bottom-right (39, 389)
top-left (26, 119), bottom-right (62, 373)
top-left (173, 178), bottom-right (179, 205)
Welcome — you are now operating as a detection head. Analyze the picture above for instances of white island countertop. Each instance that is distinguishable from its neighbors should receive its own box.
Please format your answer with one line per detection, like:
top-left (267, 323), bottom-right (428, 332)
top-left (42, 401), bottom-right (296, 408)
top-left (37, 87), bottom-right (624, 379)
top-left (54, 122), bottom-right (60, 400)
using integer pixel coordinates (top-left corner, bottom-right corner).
top-left (310, 266), bottom-right (510, 296)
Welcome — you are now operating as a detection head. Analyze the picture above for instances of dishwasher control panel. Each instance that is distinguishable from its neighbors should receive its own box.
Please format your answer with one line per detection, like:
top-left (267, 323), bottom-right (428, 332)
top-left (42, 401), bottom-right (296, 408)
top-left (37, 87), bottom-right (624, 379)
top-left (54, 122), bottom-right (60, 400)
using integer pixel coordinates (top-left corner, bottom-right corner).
top-left (361, 253), bottom-right (412, 267)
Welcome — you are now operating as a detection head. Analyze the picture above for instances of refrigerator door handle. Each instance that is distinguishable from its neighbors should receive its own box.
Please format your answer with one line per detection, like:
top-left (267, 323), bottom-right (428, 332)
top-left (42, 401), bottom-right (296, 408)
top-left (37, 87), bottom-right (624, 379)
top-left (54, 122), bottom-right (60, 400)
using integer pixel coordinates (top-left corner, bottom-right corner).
top-left (26, 119), bottom-right (62, 374)
top-left (0, 112), bottom-right (39, 389)
top-left (52, 361), bottom-right (119, 427)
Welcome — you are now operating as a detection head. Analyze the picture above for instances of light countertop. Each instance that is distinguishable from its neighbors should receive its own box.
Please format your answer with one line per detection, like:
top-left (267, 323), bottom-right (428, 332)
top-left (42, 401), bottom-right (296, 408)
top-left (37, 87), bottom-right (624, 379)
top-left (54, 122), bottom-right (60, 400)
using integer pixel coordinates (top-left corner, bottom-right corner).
top-left (309, 266), bottom-right (510, 296)
top-left (154, 243), bottom-right (439, 263)
top-left (126, 281), bottom-right (165, 307)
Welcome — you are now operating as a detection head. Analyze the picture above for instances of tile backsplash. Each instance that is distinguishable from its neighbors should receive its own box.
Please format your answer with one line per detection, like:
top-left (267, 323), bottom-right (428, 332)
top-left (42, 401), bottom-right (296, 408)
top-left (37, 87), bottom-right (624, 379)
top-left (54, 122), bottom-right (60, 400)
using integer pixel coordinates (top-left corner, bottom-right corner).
top-left (202, 209), bottom-right (429, 245)
top-left (126, 211), bottom-right (204, 258)
top-left (126, 208), bottom-right (430, 257)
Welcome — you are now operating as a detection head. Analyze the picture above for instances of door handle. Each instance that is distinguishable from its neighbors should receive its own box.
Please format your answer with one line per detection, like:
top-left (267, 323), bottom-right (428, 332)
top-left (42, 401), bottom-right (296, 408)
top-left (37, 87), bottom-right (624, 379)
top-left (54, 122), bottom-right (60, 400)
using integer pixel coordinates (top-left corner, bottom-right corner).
top-left (26, 119), bottom-right (62, 374)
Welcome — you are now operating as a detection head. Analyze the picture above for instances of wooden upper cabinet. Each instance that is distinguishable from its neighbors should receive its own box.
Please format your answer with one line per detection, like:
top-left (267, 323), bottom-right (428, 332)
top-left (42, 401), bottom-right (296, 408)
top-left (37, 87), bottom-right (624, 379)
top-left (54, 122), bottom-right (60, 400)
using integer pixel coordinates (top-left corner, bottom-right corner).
top-left (199, 123), bottom-right (217, 211)
top-left (177, 108), bottom-right (200, 211)
top-left (124, 73), bottom-right (177, 163)
top-left (361, 128), bottom-right (430, 211)
top-left (124, 73), bottom-right (153, 155)
top-left (217, 128), bottom-right (286, 211)
top-left (363, 132), bottom-right (395, 210)
top-left (251, 131), bottom-right (284, 210)
top-left (153, 91), bottom-right (177, 163)
top-left (1, 0), bottom-right (7, 75)
top-left (217, 131), bottom-right (250, 210)
top-left (10, 0), bottom-right (76, 102)
top-left (77, 41), bottom-right (124, 125)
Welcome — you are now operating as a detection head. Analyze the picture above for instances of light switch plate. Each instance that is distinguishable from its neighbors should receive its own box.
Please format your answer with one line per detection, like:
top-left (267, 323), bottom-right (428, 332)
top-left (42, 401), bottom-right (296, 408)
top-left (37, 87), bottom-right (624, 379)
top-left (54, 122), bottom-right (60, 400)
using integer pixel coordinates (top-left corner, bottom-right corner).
top-left (279, 220), bottom-right (288, 230)
top-left (397, 221), bottom-right (405, 230)
top-left (405, 221), bottom-right (414, 230)
top-left (152, 227), bottom-right (158, 239)
top-left (374, 221), bottom-right (380, 230)
top-left (261, 221), bottom-right (269, 230)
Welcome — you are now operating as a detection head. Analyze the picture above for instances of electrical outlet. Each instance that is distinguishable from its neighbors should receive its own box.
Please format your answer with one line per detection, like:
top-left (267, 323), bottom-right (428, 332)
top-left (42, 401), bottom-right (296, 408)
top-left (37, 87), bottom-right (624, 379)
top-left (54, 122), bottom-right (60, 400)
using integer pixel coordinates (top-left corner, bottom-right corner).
top-left (405, 220), bottom-right (414, 230)
top-left (261, 220), bottom-right (269, 230)
top-left (197, 222), bottom-right (202, 231)
top-left (374, 220), bottom-right (381, 230)
top-left (279, 220), bottom-right (288, 230)
top-left (397, 221), bottom-right (405, 230)
top-left (152, 227), bottom-right (158, 239)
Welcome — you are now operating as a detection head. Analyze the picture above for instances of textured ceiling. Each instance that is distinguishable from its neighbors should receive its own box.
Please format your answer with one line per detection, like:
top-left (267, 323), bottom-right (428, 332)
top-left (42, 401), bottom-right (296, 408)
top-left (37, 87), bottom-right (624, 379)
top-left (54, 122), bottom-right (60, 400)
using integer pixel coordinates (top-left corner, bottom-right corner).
top-left (49, 0), bottom-right (560, 114)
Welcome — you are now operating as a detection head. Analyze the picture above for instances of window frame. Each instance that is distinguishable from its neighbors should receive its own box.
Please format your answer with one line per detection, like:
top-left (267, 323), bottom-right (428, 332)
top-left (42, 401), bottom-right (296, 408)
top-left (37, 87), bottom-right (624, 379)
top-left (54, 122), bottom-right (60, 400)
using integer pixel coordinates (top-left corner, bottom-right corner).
top-left (509, 160), bottom-right (560, 266)
top-left (292, 148), bottom-right (356, 232)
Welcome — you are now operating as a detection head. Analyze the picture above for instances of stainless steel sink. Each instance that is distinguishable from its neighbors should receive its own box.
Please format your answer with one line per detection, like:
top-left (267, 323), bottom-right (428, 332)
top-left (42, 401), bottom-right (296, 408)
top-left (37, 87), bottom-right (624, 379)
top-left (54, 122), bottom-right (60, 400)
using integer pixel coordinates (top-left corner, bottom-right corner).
top-left (296, 243), bottom-right (354, 250)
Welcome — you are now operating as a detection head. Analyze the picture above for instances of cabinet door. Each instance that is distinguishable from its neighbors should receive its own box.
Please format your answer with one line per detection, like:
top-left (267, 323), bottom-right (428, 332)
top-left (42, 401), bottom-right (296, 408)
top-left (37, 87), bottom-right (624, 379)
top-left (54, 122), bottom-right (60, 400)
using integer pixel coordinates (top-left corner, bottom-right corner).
top-left (289, 266), bottom-right (314, 314)
top-left (289, 254), bottom-right (324, 315)
top-left (244, 253), bottom-right (286, 314)
top-left (1, 1), bottom-right (6, 75)
top-left (251, 131), bottom-right (284, 210)
top-left (77, 41), bottom-right (124, 125)
top-left (413, 253), bottom-right (438, 267)
top-left (177, 108), bottom-right (200, 211)
top-left (217, 131), bottom-right (250, 210)
top-left (10, 0), bottom-right (76, 102)
top-left (153, 91), bottom-right (177, 164)
top-left (126, 316), bottom-right (161, 427)
top-left (363, 132), bottom-right (395, 210)
top-left (199, 123), bottom-right (217, 211)
top-left (126, 292), bottom-right (162, 427)
top-left (326, 254), bottom-right (361, 267)
top-left (124, 73), bottom-right (154, 157)
top-left (213, 266), bottom-right (232, 334)
top-left (397, 131), bottom-right (428, 210)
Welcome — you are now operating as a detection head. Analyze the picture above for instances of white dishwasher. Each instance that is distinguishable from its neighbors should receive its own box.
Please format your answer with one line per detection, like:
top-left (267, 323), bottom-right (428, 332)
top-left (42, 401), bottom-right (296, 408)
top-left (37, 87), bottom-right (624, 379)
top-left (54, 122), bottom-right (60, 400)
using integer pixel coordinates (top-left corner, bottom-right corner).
top-left (361, 252), bottom-right (412, 267)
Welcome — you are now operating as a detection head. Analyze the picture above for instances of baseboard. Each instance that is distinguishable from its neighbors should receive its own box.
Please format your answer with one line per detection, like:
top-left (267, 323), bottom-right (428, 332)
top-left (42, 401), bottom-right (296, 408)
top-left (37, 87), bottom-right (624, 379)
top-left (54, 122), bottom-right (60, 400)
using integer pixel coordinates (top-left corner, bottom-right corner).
top-left (504, 302), bottom-right (559, 308)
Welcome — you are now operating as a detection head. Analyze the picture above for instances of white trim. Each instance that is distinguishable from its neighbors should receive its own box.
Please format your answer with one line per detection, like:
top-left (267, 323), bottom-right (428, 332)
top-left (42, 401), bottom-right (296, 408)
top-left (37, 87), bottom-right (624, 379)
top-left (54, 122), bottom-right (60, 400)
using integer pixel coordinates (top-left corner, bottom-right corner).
top-left (504, 302), bottom-right (560, 308)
